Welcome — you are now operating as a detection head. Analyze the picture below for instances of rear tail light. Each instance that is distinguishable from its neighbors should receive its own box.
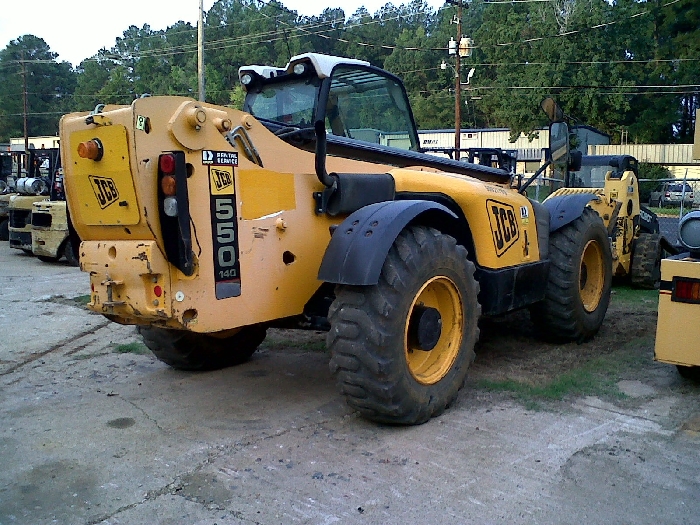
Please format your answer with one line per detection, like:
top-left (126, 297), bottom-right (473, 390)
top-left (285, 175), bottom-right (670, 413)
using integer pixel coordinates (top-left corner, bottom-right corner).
top-left (157, 152), bottom-right (194, 276)
top-left (665, 191), bottom-right (671, 197)
top-left (163, 196), bottom-right (178, 217)
top-left (161, 175), bottom-right (176, 196)
top-left (673, 277), bottom-right (700, 303)
top-left (159, 154), bottom-right (176, 174)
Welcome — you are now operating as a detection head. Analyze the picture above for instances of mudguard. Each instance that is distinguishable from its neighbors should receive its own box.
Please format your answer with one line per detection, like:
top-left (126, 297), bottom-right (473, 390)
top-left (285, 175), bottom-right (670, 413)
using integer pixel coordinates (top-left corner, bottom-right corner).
top-left (543, 193), bottom-right (598, 233)
top-left (638, 205), bottom-right (660, 234)
top-left (318, 200), bottom-right (457, 286)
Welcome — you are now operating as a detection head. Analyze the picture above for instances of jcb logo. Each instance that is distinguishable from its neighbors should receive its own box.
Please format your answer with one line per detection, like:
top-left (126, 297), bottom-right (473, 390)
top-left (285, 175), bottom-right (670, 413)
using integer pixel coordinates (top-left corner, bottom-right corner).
top-left (486, 199), bottom-right (519, 257)
top-left (88, 176), bottom-right (120, 209)
top-left (212, 168), bottom-right (233, 191)
top-left (209, 166), bottom-right (235, 196)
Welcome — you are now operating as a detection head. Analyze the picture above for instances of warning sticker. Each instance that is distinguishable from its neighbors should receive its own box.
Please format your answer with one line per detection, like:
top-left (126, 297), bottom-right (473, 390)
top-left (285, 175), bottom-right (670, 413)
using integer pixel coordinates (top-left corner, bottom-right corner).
top-left (202, 150), bottom-right (238, 166)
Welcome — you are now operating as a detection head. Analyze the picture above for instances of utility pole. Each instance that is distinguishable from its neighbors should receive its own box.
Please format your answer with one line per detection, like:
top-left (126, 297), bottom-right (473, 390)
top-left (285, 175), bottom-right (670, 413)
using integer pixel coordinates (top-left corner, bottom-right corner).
top-left (454, 1), bottom-right (462, 153)
top-left (21, 54), bottom-right (28, 152)
top-left (198, 0), bottom-right (205, 102)
top-left (447, 0), bottom-right (470, 154)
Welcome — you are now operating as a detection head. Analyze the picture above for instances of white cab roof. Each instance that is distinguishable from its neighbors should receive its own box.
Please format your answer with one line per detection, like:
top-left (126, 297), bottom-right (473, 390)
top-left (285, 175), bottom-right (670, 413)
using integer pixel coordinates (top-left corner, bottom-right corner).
top-left (238, 53), bottom-right (370, 84)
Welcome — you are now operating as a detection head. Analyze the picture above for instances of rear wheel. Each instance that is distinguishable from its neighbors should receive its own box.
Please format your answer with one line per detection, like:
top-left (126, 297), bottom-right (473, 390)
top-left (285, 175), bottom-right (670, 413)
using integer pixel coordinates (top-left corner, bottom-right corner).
top-left (677, 365), bottom-right (700, 381)
top-left (0, 219), bottom-right (8, 241)
top-left (63, 238), bottom-right (79, 267)
top-left (630, 233), bottom-right (662, 289)
top-left (138, 325), bottom-right (267, 371)
top-left (327, 226), bottom-right (480, 425)
top-left (531, 208), bottom-right (612, 342)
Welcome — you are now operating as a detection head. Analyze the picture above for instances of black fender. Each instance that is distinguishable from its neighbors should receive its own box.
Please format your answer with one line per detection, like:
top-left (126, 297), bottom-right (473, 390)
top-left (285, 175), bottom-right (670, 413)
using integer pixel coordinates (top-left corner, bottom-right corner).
top-left (318, 200), bottom-right (458, 286)
top-left (543, 193), bottom-right (598, 233)
top-left (638, 205), bottom-right (660, 234)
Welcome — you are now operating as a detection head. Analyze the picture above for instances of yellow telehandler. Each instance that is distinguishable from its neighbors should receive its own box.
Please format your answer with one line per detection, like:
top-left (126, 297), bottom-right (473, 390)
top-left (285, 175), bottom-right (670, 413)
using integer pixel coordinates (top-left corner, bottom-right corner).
top-left (60, 53), bottom-right (613, 424)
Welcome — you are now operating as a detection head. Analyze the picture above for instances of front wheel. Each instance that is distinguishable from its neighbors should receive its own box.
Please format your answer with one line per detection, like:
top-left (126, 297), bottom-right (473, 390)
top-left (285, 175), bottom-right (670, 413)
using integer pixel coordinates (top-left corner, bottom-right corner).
top-left (327, 226), bottom-right (480, 425)
top-left (531, 207), bottom-right (612, 342)
top-left (138, 325), bottom-right (267, 371)
top-left (0, 219), bottom-right (8, 241)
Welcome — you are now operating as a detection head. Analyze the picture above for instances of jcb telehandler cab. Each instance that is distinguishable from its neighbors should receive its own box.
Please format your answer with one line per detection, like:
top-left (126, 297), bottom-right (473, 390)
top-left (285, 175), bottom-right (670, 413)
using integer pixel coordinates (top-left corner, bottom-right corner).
top-left (60, 53), bottom-right (613, 424)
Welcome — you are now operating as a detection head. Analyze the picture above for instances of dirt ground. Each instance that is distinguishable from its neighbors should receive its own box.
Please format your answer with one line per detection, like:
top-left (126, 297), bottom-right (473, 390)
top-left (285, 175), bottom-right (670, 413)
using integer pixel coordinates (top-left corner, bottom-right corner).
top-left (1, 243), bottom-right (699, 525)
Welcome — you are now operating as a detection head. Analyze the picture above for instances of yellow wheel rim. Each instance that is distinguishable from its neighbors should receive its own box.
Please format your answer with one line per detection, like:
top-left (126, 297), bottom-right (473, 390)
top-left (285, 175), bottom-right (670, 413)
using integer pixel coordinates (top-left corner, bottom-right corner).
top-left (404, 276), bottom-right (464, 385)
top-left (579, 239), bottom-right (605, 312)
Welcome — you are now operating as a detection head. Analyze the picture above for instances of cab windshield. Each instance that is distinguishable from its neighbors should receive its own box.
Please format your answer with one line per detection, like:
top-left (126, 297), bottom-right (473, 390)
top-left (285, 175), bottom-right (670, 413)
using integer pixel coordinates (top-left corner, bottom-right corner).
top-left (326, 66), bottom-right (418, 151)
top-left (245, 76), bottom-right (319, 129)
top-left (244, 65), bottom-right (418, 151)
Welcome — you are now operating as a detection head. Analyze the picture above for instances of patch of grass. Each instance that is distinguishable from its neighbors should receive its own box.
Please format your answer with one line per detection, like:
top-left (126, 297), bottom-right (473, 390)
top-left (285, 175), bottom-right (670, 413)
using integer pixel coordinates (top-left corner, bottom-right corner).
top-left (646, 206), bottom-right (695, 218)
top-left (113, 342), bottom-right (150, 355)
top-left (611, 286), bottom-right (658, 307)
top-left (73, 294), bottom-right (91, 306)
top-left (474, 337), bottom-right (653, 407)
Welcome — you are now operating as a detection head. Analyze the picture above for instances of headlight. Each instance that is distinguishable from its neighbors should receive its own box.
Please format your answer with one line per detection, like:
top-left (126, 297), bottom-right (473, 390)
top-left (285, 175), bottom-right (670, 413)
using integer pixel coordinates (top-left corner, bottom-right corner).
top-left (679, 211), bottom-right (700, 251)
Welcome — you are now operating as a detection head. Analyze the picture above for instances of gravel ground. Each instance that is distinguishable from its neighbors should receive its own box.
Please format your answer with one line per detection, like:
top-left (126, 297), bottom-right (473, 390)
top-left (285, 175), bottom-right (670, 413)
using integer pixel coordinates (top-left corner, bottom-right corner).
top-left (1, 242), bottom-right (699, 525)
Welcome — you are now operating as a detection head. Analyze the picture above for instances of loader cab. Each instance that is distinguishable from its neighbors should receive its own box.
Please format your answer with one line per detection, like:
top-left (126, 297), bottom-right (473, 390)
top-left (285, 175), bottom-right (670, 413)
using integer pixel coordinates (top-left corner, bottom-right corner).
top-left (239, 53), bottom-right (512, 186)
top-left (575, 155), bottom-right (638, 188)
top-left (240, 54), bottom-right (420, 152)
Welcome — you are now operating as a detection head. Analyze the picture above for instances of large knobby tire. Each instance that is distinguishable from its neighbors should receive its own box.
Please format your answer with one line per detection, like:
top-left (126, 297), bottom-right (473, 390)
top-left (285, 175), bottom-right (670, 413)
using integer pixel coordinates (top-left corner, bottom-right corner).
top-left (531, 207), bottom-right (612, 342)
top-left (327, 226), bottom-right (480, 425)
top-left (677, 365), bottom-right (700, 381)
top-left (138, 325), bottom-right (267, 371)
top-left (63, 238), bottom-right (79, 267)
top-left (630, 232), bottom-right (662, 289)
top-left (37, 254), bottom-right (60, 263)
top-left (0, 219), bottom-right (8, 241)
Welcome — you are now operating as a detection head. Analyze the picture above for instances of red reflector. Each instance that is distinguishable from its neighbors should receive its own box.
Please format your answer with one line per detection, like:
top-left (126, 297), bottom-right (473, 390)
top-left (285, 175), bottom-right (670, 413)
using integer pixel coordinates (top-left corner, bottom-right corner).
top-left (154, 285), bottom-right (163, 297)
top-left (159, 154), bottom-right (176, 174)
top-left (91, 283), bottom-right (95, 292)
top-left (674, 278), bottom-right (700, 302)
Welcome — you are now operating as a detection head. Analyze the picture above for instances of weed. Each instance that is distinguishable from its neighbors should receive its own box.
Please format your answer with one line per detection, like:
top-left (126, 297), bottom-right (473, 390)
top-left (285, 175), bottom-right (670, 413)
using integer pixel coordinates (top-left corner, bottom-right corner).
top-left (113, 342), bottom-right (150, 355)
top-left (73, 294), bottom-right (91, 306)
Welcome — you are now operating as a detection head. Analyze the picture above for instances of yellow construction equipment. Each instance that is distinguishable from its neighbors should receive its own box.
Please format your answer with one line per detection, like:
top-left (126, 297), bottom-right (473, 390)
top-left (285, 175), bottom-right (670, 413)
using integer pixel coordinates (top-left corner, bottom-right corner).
top-left (654, 110), bottom-right (700, 380)
top-left (61, 54), bottom-right (614, 423)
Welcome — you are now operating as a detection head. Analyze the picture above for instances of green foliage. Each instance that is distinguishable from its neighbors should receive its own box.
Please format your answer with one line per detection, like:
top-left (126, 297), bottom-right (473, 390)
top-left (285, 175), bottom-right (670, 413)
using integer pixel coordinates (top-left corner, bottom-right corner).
top-left (0, 0), bottom-right (698, 142)
top-left (638, 162), bottom-right (672, 202)
top-left (113, 342), bottom-right (150, 355)
top-left (0, 35), bottom-right (75, 141)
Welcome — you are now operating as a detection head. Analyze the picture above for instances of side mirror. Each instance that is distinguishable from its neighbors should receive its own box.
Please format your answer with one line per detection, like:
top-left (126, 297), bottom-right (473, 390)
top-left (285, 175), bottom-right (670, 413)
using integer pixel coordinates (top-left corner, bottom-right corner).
top-left (549, 121), bottom-right (570, 165)
top-left (541, 97), bottom-right (564, 123)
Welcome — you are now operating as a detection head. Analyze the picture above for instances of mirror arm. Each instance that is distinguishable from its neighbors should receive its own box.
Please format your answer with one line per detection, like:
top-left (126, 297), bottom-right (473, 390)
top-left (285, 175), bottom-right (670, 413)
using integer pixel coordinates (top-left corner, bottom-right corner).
top-left (519, 159), bottom-right (551, 195)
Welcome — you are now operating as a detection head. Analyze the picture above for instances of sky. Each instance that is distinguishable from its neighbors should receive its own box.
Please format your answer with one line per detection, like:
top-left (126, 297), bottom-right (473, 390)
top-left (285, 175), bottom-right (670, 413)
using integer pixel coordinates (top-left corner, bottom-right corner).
top-left (0, 0), bottom-right (445, 67)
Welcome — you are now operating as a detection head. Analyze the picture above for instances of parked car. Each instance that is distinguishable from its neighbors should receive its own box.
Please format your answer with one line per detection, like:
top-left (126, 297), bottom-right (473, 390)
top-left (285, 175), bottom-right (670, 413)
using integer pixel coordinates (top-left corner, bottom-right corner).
top-left (649, 182), bottom-right (694, 207)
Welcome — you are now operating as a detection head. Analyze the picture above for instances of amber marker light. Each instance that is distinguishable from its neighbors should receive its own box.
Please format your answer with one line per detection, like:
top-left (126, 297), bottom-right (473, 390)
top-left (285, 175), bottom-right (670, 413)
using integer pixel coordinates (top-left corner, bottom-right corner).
top-left (77, 138), bottom-right (103, 161)
top-left (161, 174), bottom-right (177, 196)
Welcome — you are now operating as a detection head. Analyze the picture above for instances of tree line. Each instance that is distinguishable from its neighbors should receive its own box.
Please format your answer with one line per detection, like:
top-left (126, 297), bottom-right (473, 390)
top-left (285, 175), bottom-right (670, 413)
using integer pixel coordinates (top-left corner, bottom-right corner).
top-left (0, 0), bottom-right (697, 144)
